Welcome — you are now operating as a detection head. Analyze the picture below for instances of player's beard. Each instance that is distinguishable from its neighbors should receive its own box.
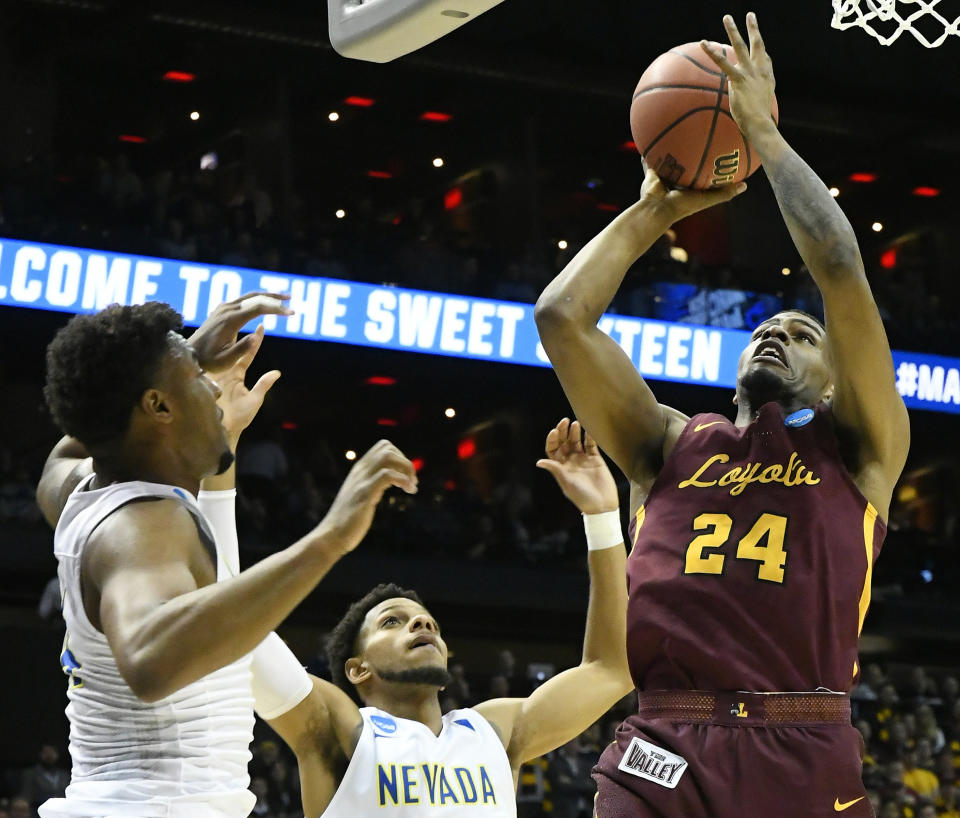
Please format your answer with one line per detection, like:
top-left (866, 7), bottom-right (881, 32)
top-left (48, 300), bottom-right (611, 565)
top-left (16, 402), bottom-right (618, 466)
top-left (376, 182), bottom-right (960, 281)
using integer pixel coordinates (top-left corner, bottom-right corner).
top-left (215, 448), bottom-right (235, 475)
top-left (740, 365), bottom-right (795, 409)
top-left (376, 664), bottom-right (453, 688)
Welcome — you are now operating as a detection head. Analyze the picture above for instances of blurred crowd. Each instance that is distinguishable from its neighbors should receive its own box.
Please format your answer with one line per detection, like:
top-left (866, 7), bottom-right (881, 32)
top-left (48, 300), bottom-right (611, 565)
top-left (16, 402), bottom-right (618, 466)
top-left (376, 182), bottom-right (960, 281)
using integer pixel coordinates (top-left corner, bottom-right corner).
top-left (4, 416), bottom-right (957, 588)
top-left (229, 429), bottom-right (594, 569)
top-left (2, 150), bottom-right (959, 354)
top-left (5, 660), bottom-right (960, 818)
top-left (0, 423), bottom-right (609, 576)
top-left (849, 664), bottom-right (960, 818)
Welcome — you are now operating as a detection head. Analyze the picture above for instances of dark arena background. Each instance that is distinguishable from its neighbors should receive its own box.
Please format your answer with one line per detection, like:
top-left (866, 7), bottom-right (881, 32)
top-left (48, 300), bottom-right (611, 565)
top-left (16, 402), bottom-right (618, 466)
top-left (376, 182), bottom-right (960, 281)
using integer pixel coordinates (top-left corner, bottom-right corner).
top-left (2, 2), bottom-right (960, 816)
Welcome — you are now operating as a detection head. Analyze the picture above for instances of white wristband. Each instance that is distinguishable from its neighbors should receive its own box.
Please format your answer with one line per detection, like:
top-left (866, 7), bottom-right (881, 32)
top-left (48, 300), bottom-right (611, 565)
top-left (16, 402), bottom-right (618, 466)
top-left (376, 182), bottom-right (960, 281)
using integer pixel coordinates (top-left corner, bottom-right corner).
top-left (583, 510), bottom-right (623, 551)
top-left (251, 633), bottom-right (313, 720)
top-left (197, 488), bottom-right (239, 579)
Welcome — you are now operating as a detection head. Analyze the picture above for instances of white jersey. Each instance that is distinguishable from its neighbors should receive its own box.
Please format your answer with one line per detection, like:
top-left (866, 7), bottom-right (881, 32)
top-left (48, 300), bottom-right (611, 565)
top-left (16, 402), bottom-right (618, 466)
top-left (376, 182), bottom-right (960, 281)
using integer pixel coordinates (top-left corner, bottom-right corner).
top-left (40, 475), bottom-right (255, 818)
top-left (322, 707), bottom-right (516, 818)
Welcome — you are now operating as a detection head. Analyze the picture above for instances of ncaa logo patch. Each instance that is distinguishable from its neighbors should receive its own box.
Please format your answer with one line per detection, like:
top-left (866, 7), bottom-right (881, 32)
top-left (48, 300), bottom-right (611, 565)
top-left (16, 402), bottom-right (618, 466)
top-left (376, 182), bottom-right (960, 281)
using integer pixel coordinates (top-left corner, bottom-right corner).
top-left (618, 737), bottom-right (688, 789)
top-left (784, 408), bottom-right (814, 428)
top-left (370, 714), bottom-right (398, 735)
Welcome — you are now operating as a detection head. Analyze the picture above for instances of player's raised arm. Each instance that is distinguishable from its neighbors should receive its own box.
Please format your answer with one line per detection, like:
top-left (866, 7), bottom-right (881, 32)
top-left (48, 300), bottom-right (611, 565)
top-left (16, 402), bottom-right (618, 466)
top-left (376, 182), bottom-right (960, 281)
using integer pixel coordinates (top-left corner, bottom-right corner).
top-left (196, 342), bottom-right (363, 818)
top-left (701, 14), bottom-right (909, 519)
top-left (474, 419), bottom-right (633, 771)
top-left (37, 436), bottom-right (93, 528)
top-left (534, 168), bottom-right (744, 484)
top-left (264, 676), bottom-right (363, 816)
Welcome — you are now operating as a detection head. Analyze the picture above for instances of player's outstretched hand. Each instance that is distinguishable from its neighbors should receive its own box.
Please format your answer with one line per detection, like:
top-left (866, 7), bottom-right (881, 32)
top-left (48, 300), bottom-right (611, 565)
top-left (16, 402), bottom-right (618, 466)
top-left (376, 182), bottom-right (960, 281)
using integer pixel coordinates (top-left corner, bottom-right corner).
top-left (700, 13), bottom-right (777, 139)
top-left (536, 418), bottom-right (618, 515)
top-left (317, 440), bottom-right (418, 556)
top-left (188, 292), bottom-right (294, 372)
top-left (212, 325), bottom-right (282, 445)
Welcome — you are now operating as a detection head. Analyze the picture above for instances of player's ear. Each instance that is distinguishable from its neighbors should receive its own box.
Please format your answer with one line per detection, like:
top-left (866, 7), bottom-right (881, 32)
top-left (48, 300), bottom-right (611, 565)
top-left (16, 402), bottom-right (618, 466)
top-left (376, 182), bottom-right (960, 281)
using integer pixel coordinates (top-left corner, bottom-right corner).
top-left (822, 382), bottom-right (835, 403)
top-left (345, 657), bottom-right (370, 685)
top-left (732, 391), bottom-right (739, 406)
top-left (140, 388), bottom-right (174, 424)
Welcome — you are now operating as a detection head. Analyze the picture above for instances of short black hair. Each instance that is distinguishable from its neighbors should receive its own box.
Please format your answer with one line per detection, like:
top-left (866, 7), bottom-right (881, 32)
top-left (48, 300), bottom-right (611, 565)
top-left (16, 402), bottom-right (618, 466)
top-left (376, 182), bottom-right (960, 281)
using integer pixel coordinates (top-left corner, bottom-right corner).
top-left (44, 302), bottom-right (183, 446)
top-left (325, 583), bottom-right (424, 704)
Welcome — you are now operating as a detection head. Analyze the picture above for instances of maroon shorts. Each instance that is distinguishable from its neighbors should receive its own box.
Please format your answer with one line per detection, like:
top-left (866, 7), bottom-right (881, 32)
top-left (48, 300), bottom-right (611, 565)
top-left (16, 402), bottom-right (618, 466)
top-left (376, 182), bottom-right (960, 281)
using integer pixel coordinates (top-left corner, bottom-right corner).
top-left (593, 690), bottom-right (872, 818)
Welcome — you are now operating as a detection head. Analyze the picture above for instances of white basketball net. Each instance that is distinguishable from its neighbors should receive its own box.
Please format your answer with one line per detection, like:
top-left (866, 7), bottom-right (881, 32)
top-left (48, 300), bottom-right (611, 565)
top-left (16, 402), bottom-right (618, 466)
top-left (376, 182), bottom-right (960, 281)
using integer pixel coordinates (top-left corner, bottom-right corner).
top-left (832, 0), bottom-right (960, 46)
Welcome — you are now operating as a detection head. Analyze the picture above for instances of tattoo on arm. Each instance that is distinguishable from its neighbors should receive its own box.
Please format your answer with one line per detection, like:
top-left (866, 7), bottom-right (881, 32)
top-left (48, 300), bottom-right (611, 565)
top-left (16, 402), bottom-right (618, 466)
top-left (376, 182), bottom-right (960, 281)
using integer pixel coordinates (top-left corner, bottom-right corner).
top-left (765, 148), bottom-right (861, 274)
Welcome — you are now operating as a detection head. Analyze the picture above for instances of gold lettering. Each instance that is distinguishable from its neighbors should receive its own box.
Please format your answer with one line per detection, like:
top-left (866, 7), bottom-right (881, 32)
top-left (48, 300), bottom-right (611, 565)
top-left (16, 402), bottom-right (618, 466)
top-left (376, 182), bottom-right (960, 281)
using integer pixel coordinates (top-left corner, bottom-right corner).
top-left (678, 454), bottom-right (729, 489)
top-left (678, 451), bottom-right (821, 497)
top-left (718, 467), bottom-right (742, 486)
top-left (729, 463), bottom-right (762, 496)
top-left (784, 452), bottom-right (802, 487)
top-left (760, 464), bottom-right (783, 482)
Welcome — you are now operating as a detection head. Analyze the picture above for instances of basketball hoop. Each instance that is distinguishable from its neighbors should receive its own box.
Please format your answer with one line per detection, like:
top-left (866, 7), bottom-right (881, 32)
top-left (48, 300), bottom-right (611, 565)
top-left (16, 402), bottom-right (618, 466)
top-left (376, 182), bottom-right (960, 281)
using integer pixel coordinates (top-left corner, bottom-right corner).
top-left (328, 0), bottom-right (506, 63)
top-left (831, 0), bottom-right (960, 46)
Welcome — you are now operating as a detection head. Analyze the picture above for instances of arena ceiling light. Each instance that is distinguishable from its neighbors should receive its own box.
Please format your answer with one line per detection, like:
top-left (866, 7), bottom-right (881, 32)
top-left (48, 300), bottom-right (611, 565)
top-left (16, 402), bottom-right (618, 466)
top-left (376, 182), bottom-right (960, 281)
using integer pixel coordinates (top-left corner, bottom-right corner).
top-left (912, 186), bottom-right (940, 197)
top-left (344, 96), bottom-right (375, 107)
top-left (444, 188), bottom-right (462, 210)
top-left (849, 172), bottom-right (877, 183)
top-left (420, 111), bottom-right (453, 122)
top-left (163, 70), bottom-right (196, 83)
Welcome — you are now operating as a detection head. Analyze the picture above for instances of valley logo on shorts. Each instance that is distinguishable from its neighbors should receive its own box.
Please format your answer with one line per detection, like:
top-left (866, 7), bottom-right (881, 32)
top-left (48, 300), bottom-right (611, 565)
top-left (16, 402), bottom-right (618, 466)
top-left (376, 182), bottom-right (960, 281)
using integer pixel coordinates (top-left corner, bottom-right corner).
top-left (617, 737), bottom-right (688, 789)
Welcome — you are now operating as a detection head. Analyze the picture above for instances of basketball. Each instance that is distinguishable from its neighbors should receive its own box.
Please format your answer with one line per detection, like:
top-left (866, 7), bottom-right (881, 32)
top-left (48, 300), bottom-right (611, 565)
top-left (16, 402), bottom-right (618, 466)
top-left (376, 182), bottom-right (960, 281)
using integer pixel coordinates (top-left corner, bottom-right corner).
top-left (630, 41), bottom-right (779, 190)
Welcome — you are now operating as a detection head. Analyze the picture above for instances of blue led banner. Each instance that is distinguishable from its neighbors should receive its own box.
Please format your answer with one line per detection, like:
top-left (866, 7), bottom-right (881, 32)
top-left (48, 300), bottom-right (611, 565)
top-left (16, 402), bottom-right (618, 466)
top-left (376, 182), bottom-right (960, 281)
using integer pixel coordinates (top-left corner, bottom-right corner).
top-left (1, 236), bottom-right (957, 414)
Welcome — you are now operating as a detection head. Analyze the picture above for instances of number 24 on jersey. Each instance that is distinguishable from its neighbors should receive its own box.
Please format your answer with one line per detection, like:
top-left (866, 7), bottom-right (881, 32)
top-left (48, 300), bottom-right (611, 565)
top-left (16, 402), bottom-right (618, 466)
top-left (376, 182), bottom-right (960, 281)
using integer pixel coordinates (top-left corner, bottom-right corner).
top-left (684, 512), bottom-right (789, 584)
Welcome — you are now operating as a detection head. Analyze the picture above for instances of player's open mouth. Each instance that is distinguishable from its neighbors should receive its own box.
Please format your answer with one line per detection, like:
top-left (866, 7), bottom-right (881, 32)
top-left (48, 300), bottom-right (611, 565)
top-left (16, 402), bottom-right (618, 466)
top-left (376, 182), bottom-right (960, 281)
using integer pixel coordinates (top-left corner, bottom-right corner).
top-left (409, 635), bottom-right (439, 652)
top-left (752, 340), bottom-right (788, 368)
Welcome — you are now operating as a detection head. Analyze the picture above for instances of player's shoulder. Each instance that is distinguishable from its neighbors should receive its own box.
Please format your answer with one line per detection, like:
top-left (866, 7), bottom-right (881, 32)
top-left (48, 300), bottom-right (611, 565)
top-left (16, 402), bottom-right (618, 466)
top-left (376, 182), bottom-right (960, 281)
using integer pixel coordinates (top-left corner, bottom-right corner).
top-left (660, 404), bottom-right (717, 454)
top-left (88, 496), bottom-right (204, 566)
top-left (278, 676), bottom-right (361, 763)
top-left (102, 493), bottom-right (197, 530)
top-left (661, 404), bottom-right (693, 433)
top-left (443, 706), bottom-right (490, 730)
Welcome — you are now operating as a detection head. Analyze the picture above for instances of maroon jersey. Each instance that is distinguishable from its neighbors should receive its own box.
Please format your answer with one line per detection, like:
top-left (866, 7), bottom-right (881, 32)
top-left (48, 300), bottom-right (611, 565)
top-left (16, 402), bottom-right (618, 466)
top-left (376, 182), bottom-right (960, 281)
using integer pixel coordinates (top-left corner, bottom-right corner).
top-left (626, 401), bottom-right (885, 693)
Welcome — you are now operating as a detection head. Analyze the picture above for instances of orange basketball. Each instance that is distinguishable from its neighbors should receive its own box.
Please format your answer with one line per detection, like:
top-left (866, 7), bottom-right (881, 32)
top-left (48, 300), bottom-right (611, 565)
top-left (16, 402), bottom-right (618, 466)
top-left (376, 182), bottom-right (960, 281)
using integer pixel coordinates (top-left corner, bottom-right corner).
top-left (629, 41), bottom-right (779, 190)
